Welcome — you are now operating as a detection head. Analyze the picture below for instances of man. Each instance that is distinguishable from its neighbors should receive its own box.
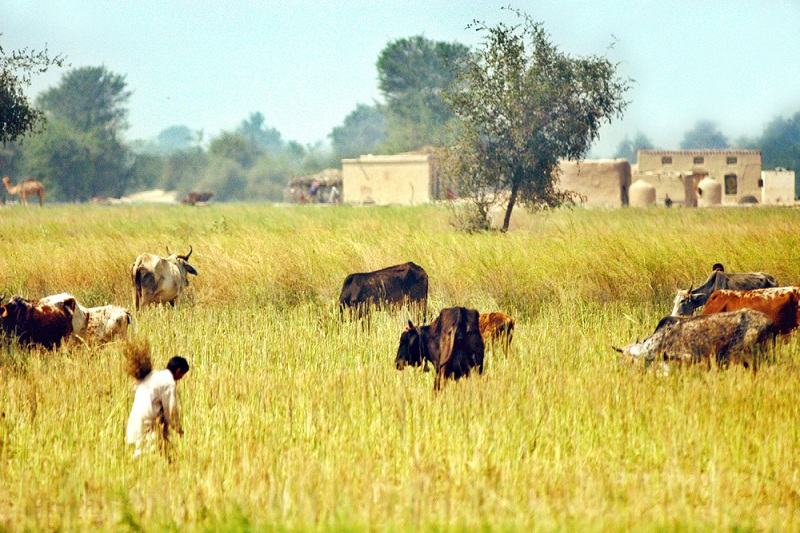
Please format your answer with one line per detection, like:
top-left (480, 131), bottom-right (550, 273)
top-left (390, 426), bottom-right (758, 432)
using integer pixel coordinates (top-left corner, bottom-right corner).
top-left (126, 356), bottom-right (189, 458)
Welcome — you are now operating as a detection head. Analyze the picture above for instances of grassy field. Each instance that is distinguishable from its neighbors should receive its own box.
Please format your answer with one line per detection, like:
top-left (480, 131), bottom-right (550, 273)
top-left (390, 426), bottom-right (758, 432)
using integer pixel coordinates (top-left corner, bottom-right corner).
top-left (1, 203), bottom-right (799, 531)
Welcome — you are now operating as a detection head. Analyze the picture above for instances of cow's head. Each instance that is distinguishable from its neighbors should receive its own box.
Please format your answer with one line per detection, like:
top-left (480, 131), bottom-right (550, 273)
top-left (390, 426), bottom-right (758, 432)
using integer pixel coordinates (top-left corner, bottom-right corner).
top-left (167, 245), bottom-right (198, 282)
top-left (671, 284), bottom-right (703, 316)
top-left (395, 320), bottom-right (425, 370)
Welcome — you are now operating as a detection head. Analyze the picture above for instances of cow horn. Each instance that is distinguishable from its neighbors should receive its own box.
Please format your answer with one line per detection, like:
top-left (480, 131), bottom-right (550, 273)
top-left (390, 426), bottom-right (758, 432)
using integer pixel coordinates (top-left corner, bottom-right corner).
top-left (0, 292), bottom-right (6, 304)
top-left (611, 345), bottom-right (623, 353)
top-left (166, 245), bottom-right (172, 256)
top-left (178, 245), bottom-right (193, 261)
top-left (406, 319), bottom-right (415, 331)
top-left (687, 282), bottom-right (693, 293)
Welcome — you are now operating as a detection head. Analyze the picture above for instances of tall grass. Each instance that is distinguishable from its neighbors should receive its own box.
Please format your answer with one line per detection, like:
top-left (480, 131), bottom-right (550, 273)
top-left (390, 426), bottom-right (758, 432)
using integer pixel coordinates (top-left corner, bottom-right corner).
top-left (0, 203), bottom-right (799, 531)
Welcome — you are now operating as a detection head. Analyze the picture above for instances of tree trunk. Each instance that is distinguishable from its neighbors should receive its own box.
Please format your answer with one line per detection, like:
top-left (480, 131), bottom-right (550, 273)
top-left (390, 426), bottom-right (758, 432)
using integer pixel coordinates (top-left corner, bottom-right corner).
top-left (502, 185), bottom-right (519, 232)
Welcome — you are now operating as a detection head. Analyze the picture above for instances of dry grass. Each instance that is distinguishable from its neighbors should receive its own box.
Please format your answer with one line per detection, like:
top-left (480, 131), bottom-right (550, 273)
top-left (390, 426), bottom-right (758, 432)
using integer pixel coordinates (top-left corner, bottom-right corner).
top-left (0, 203), bottom-right (799, 531)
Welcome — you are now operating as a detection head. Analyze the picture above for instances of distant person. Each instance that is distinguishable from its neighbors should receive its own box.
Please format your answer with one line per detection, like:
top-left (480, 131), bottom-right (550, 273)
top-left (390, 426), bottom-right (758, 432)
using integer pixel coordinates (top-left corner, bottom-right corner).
top-left (664, 194), bottom-right (673, 208)
top-left (125, 341), bottom-right (189, 458)
top-left (308, 180), bottom-right (320, 203)
top-left (328, 185), bottom-right (340, 204)
top-left (712, 263), bottom-right (725, 272)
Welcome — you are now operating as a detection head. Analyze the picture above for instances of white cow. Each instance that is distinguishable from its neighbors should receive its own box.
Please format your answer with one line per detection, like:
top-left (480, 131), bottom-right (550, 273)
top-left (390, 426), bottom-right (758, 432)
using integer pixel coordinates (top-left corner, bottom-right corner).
top-left (39, 293), bottom-right (132, 344)
top-left (130, 246), bottom-right (197, 310)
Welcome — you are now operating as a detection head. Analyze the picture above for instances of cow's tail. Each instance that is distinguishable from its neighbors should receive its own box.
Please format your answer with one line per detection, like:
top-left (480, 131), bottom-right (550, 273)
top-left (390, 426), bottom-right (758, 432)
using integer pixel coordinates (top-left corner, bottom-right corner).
top-left (132, 264), bottom-right (143, 310)
top-left (122, 336), bottom-right (152, 381)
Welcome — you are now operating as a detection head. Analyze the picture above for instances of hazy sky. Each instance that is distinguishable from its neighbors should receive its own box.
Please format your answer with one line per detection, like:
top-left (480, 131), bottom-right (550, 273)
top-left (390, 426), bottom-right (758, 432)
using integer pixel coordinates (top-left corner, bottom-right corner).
top-left (4, 1), bottom-right (800, 157)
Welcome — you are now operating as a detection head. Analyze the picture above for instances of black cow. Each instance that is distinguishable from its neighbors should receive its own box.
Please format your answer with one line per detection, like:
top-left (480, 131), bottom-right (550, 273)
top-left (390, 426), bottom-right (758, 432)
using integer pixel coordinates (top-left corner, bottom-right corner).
top-left (395, 307), bottom-right (485, 391)
top-left (671, 269), bottom-right (778, 316)
top-left (339, 262), bottom-right (428, 319)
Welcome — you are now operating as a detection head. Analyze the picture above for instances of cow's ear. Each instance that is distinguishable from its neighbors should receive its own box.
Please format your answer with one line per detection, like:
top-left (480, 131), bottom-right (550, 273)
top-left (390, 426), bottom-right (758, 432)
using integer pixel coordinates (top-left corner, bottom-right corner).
top-left (691, 293), bottom-right (704, 302)
top-left (62, 298), bottom-right (76, 313)
top-left (406, 319), bottom-right (415, 331)
top-left (184, 263), bottom-right (198, 276)
top-left (0, 305), bottom-right (6, 319)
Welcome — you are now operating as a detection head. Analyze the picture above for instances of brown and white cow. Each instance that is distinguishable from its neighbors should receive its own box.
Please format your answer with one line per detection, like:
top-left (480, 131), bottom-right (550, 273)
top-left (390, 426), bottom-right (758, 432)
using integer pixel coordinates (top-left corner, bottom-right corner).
top-left (618, 308), bottom-right (776, 373)
top-left (40, 293), bottom-right (132, 344)
top-left (701, 286), bottom-right (800, 335)
top-left (478, 312), bottom-right (515, 354)
top-left (395, 307), bottom-right (485, 391)
top-left (131, 246), bottom-right (197, 310)
top-left (0, 294), bottom-right (76, 349)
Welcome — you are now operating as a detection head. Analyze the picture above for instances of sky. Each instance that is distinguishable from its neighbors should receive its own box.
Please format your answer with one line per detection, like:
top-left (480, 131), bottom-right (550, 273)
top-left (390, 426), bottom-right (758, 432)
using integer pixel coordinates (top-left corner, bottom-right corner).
top-left (4, 1), bottom-right (800, 158)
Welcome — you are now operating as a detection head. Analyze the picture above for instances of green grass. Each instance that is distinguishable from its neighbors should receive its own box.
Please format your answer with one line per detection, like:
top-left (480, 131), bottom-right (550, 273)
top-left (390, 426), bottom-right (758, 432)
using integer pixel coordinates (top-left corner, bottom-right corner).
top-left (1, 203), bottom-right (799, 531)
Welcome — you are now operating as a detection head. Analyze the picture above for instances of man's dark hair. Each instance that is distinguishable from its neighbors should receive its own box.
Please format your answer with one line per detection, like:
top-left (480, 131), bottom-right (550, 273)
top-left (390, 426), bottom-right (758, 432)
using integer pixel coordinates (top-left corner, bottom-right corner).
top-left (167, 356), bottom-right (190, 376)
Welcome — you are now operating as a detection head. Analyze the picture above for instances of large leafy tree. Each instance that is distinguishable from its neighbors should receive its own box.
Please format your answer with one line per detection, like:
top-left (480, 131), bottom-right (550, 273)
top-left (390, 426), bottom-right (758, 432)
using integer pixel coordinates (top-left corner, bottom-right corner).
top-left (238, 112), bottom-right (283, 154)
top-left (26, 66), bottom-right (134, 200)
top-left (680, 120), bottom-right (728, 150)
top-left (0, 40), bottom-right (65, 144)
top-left (443, 10), bottom-right (630, 231)
top-left (376, 35), bottom-right (471, 151)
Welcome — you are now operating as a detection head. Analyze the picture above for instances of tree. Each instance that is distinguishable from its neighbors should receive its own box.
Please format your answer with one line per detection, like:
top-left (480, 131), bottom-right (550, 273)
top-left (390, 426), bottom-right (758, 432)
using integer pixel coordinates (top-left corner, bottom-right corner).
top-left (329, 103), bottom-right (387, 160)
top-left (29, 66), bottom-right (135, 200)
top-left (759, 112), bottom-right (800, 172)
top-left (680, 120), bottom-right (728, 150)
top-left (238, 112), bottom-right (283, 153)
top-left (614, 131), bottom-right (654, 161)
top-left (157, 125), bottom-right (194, 151)
top-left (376, 35), bottom-right (471, 151)
top-left (0, 40), bottom-right (65, 144)
top-left (208, 131), bottom-right (260, 169)
top-left (37, 66), bottom-right (130, 134)
top-left (443, 10), bottom-right (630, 231)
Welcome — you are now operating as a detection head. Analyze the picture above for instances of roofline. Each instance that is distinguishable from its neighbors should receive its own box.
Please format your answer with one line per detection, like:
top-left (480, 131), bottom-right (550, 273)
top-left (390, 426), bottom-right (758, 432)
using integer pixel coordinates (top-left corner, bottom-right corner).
top-left (637, 149), bottom-right (762, 156)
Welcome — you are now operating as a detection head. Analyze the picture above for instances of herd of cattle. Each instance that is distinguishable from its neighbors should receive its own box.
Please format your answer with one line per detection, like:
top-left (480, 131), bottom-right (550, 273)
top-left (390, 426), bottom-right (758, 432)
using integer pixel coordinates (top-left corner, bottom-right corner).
top-left (1, 247), bottom-right (797, 388)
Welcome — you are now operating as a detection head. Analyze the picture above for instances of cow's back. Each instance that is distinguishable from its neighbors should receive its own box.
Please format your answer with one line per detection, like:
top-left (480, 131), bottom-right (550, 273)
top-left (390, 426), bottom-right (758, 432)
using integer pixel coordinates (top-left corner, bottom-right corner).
top-left (720, 272), bottom-right (779, 291)
top-left (338, 262), bottom-right (428, 311)
top-left (702, 287), bottom-right (800, 334)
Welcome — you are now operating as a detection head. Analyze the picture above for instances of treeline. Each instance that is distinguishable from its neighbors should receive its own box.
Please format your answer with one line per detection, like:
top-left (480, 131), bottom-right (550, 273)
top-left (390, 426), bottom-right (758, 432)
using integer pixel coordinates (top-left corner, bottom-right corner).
top-left (1, 35), bottom-right (798, 203)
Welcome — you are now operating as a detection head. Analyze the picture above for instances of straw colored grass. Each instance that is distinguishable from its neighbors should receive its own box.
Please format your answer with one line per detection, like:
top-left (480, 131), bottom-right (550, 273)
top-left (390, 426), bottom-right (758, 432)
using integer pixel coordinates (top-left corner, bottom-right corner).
top-left (0, 203), bottom-right (799, 531)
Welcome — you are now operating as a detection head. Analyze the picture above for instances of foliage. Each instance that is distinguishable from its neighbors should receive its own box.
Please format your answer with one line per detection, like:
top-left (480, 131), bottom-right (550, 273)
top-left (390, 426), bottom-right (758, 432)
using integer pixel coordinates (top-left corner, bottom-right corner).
top-left (760, 111), bottom-right (800, 172)
top-left (329, 103), bottom-right (387, 160)
top-left (0, 40), bottom-right (66, 144)
top-left (679, 119), bottom-right (728, 150)
top-left (157, 125), bottom-right (194, 152)
top-left (443, 9), bottom-right (630, 231)
top-left (1, 204), bottom-right (800, 531)
top-left (208, 131), bottom-right (260, 170)
top-left (614, 131), bottom-right (655, 161)
top-left (376, 35), bottom-right (471, 152)
top-left (238, 112), bottom-right (283, 154)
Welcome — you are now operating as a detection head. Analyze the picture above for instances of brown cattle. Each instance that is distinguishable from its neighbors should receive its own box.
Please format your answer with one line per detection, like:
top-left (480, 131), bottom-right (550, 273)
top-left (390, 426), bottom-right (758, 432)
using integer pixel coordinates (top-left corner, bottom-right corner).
top-left (339, 262), bottom-right (428, 319)
top-left (0, 295), bottom-right (76, 349)
top-left (701, 286), bottom-right (800, 335)
top-left (395, 307), bottom-right (485, 391)
top-left (478, 312), bottom-right (515, 354)
top-left (671, 270), bottom-right (778, 316)
top-left (181, 191), bottom-right (214, 205)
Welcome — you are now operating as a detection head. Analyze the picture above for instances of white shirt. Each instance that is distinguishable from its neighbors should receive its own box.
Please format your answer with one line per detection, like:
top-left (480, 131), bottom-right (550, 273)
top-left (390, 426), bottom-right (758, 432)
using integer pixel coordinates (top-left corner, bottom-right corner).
top-left (126, 369), bottom-right (182, 448)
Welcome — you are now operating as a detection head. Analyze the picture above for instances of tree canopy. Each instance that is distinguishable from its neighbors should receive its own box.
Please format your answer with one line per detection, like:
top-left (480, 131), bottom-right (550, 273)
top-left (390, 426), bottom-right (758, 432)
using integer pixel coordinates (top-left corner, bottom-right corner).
top-left (443, 10), bottom-right (630, 231)
top-left (614, 131), bottom-right (654, 161)
top-left (0, 41), bottom-right (65, 144)
top-left (680, 120), bottom-right (728, 150)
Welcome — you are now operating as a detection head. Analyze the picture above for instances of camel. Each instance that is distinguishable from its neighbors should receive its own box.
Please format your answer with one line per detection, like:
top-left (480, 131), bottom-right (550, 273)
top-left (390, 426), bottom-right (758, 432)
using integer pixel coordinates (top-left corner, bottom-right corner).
top-left (2, 176), bottom-right (45, 206)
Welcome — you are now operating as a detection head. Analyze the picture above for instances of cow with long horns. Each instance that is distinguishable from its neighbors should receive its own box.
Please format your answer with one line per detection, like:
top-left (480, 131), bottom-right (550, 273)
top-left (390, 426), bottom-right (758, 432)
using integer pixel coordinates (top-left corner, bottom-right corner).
top-left (131, 246), bottom-right (198, 310)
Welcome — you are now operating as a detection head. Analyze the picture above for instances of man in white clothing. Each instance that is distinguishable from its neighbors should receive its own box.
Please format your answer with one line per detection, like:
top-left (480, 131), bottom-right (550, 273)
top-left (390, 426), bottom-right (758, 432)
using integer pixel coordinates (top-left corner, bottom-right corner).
top-left (126, 356), bottom-right (189, 457)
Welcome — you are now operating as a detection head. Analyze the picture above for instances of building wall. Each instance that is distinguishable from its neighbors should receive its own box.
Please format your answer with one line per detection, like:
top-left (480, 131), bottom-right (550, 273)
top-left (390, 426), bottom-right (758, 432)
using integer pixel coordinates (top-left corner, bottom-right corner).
top-left (557, 159), bottom-right (631, 207)
top-left (341, 154), bottom-right (433, 205)
top-left (636, 150), bottom-right (762, 205)
top-left (761, 169), bottom-right (797, 204)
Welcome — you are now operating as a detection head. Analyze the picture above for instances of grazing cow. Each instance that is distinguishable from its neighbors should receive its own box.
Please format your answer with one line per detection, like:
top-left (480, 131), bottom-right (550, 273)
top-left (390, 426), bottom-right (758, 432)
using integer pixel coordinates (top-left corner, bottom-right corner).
top-left (181, 191), bottom-right (214, 205)
top-left (617, 308), bottom-right (777, 372)
top-left (478, 312), bottom-right (515, 354)
top-left (395, 307), bottom-right (485, 391)
top-left (339, 262), bottom-right (428, 319)
top-left (39, 293), bottom-right (133, 344)
top-left (671, 269), bottom-right (778, 316)
top-left (0, 295), bottom-right (76, 349)
top-left (131, 246), bottom-right (198, 310)
top-left (701, 286), bottom-right (800, 335)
